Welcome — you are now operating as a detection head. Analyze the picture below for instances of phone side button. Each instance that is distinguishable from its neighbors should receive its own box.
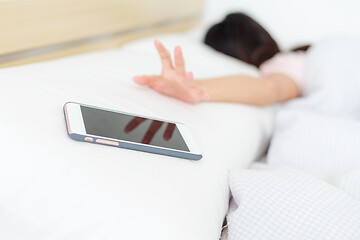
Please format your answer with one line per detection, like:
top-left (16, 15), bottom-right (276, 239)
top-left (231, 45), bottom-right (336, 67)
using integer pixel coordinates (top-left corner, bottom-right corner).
top-left (96, 139), bottom-right (119, 146)
top-left (85, 137), bottom-right (94, 142)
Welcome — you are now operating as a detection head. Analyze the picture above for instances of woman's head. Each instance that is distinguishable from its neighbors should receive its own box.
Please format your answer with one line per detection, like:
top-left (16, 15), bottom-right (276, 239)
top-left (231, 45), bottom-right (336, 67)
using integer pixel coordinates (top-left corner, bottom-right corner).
top-left (204, 13), bottom-right (280, 68)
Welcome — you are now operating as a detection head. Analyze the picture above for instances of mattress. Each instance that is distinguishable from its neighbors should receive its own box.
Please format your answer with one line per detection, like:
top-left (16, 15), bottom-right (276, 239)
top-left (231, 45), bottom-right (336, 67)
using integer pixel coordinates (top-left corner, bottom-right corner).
top-left (0, 27), bottom-right (274, 240)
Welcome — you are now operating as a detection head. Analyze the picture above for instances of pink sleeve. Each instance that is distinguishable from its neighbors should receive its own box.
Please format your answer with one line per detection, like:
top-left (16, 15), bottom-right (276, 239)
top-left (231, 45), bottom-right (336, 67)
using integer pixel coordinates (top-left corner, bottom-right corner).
top-left (259, 52), bottom-right (306, 94)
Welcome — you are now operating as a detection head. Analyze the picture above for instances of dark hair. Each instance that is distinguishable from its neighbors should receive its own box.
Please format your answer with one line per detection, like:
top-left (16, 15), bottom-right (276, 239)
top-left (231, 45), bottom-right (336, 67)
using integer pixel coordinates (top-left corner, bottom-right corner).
top-left (291, 44), bottom-right (311, 52)
top-left (204, 13), bottom-right (281, 68)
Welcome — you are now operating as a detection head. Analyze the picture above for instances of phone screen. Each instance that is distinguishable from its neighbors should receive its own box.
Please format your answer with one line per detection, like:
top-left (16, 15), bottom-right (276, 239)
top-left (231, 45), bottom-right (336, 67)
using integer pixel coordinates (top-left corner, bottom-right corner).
top-left (80, 106), bottom-right (189, 152)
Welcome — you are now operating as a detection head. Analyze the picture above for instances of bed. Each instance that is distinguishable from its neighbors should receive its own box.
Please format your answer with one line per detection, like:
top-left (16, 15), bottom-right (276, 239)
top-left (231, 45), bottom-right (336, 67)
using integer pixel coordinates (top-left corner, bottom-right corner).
top-left (2, 0), bottom-right (360, 239)
top-left (0, 1), bottom-right (274, 239)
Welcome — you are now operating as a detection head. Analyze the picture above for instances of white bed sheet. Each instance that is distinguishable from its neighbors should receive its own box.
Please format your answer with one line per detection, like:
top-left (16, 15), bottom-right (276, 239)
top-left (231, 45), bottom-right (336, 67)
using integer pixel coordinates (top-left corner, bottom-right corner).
top-left (0, 27), bottom-right (274, 240)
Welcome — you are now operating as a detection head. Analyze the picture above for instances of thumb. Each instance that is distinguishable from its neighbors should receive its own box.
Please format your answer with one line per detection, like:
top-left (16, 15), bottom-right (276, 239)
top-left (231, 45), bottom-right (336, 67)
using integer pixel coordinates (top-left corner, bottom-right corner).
top-left (133, 76), bottom-right (157, 86)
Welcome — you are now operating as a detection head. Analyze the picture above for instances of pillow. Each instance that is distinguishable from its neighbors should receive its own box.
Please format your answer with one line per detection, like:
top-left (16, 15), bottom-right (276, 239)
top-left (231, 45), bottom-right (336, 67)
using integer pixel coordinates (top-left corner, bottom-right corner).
top-left (300, 37), bottom-right (360, 119)
top-left (227, 168), bottom-right (360, 240)
top-left (267, 109), bottom-right (360, 184)
top-left (0, 30), bottom-right (273, 240)
top-left (335, 171), bottom-right (360, 201)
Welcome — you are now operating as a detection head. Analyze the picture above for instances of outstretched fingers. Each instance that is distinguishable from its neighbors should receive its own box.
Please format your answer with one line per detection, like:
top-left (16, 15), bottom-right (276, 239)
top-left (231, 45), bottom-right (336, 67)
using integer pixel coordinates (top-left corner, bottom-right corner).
top-left (174, 46), bottom-right (186, 76)
top-left (154, 40), bottom-right (173, 73)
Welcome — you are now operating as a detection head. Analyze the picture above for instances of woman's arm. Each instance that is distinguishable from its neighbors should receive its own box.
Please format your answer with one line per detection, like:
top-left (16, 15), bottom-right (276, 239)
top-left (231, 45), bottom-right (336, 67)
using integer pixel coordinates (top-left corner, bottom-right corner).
top-left (196, 73), bottom-right (299, 106)
top-left (133, 40), bottom-right (299, 105)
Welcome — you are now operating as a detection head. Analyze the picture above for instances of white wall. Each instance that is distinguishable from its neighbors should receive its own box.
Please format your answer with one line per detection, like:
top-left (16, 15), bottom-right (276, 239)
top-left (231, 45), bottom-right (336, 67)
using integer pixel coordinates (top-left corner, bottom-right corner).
top-left (203, 0), bottom-right (360, 49)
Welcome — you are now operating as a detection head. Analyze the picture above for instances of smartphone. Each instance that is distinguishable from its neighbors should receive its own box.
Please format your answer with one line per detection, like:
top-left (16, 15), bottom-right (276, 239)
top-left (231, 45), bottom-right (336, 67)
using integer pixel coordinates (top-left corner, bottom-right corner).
top-left (63, 102), bottom-right (202, 160)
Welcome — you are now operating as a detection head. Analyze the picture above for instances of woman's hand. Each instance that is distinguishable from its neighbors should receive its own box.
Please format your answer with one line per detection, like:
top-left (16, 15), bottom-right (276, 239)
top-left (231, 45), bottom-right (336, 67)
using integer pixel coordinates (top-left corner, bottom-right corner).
top-left (133, 40), bottom-right (209, 104)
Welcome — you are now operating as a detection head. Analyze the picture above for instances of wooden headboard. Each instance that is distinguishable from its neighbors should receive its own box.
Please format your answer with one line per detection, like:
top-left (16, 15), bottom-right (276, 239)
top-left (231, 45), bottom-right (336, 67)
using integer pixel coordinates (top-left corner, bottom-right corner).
top-left (0, 0), bottom-right (204, 68)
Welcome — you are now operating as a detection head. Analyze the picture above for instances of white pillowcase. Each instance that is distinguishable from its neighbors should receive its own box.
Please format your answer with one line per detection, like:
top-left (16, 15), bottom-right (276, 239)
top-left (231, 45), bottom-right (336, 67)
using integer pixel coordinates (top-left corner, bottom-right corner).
top-left (266, 38), bottom-right (360, 187)
top-left (335, 171), bottom-right (360, 201)
top-left (292, 37), bottom-right (360, 119)
top-left (0, 30), bottom-right (273, 240)
top-left (267, 109), bottom-right (360, 184)
top-left (227, 168), bottom-right (360, 240)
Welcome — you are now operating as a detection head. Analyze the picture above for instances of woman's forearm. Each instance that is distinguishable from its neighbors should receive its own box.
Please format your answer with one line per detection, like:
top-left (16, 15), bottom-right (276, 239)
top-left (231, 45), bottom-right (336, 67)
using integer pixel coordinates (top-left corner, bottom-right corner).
top-left (195, 74), bottom-right (298, 106)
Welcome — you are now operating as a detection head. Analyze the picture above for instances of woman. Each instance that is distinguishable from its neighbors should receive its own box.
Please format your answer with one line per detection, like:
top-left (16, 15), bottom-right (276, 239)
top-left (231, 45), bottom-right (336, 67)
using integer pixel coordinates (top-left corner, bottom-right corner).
top-left (133, 13), bottom-right (309, 106)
